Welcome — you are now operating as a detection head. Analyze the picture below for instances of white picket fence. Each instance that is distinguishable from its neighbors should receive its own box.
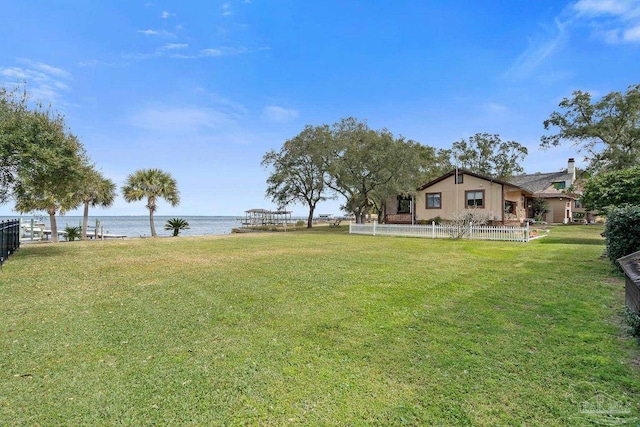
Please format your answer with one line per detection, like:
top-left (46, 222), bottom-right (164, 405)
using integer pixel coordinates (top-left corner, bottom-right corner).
top-left (349, 222), bottom-right (530, 242)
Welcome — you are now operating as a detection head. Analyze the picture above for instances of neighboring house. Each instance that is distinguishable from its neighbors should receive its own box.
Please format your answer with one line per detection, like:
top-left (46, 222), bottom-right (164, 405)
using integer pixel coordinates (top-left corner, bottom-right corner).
top-left (385, 168), bottom-right (532, 224)
top-left (385, 158), bottom-right (588, 224)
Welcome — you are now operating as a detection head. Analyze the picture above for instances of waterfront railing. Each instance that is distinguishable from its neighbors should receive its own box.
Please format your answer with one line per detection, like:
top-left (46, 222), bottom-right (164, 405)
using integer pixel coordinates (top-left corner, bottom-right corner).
top-left (0, 219), bottom-right (20, 267)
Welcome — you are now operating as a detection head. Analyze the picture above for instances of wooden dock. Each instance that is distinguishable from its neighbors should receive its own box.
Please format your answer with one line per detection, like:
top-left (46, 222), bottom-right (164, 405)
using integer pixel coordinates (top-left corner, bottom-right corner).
top-left (40, 230), bottom-right (127, 240)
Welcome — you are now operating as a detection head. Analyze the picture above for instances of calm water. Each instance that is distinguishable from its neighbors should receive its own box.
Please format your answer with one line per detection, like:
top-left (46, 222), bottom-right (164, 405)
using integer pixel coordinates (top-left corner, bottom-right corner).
top-left (2, 215), bottom-right (243, 237)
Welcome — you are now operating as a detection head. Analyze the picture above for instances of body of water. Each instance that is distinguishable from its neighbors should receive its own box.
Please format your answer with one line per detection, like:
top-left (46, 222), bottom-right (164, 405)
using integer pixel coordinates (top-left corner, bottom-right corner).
top-left (2, 215), bottom-right (243, 238)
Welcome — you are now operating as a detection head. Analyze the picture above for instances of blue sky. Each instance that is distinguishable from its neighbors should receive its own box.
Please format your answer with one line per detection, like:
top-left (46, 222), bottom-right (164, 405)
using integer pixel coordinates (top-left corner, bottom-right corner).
top-left (1, 0), bottom-right (639, 217)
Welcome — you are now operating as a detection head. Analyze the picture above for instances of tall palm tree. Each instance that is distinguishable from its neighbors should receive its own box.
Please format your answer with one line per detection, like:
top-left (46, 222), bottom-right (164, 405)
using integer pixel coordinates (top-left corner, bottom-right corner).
top-left (79, 166), bottom-right (116, 239)
top-left (122, 168), bottom-right (180, 237)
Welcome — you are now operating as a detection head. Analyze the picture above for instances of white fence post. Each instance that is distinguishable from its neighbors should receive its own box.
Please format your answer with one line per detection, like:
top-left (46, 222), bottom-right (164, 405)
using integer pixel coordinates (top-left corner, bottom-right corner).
top-left (349, 221), bottom-right (532, 242)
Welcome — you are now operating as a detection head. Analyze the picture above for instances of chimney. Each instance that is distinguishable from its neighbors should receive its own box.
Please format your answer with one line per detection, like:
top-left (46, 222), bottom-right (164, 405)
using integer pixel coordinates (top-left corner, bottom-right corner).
top-left (568, 158), bottom-right (575, 182)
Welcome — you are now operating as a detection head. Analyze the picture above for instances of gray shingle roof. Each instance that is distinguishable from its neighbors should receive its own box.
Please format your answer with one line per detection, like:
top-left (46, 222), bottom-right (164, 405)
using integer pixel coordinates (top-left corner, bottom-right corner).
top-left (508, 170), bottom-right (574, 195)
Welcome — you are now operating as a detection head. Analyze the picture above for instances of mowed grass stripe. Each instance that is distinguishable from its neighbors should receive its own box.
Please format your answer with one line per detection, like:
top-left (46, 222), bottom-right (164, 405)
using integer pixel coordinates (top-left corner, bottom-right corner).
top-left (0, 226), bottom-right (638, 425)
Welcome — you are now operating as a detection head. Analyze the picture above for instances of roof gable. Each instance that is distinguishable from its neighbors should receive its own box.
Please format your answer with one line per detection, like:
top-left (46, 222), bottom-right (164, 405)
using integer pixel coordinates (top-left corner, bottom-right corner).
top-left (418, 168), bottom-right (527, 192)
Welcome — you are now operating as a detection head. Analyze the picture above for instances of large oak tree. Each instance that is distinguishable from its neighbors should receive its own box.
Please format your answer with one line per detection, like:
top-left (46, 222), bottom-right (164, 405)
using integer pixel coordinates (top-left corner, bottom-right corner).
top-left (451, 133), bottom-right (528, 180)
top-left (12, 109), bottom-right (88, 243)
top-left (541, 84), bottom-right (640, 173)
top-left (262, 125), bottom-right (331, 228)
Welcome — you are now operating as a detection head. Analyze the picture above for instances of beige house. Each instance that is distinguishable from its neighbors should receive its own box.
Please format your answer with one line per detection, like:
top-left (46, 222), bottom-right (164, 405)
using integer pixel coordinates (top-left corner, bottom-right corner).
top-left (385, 158), bottom-right (587, 225)
top-left (385, 169), bottom-right (532, 224)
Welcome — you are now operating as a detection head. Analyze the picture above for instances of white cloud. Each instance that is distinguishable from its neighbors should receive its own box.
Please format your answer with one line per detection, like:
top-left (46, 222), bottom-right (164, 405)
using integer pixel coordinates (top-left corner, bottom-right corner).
top-left (200, 46), bottom-right (248, 57)
top-left (0, 60), bottom-right (71, 103)
top-left (195, 89), bottom-right (249, 116)
top-left (1, 67), bottom-right (36, 80)
top-left (483, 102), bottom-right (508, 114)
top-left (26, 61), bottom-right (71, 78)
top-left (574, 0), bottom-right (630, 15)
top-left (504, 18), bottom-right (568, 80)
top-left (138, 29), bottom-right (159, 36)
top-left (261, 105), bottom-right (299, 124)
top-left (624, 24), bottom-right (640, 40)
top-left (137, 29), bottom-right (176, 38)
top-left (161, 43), bottom-right (189, 50)
top-left (129, 106), bottom-right (240, 133)
top-left (222, 3), bottom-right (233, 16)
top-left (572, 0), bottom-right (640, 44)
top-left (160, 10), bottom-right (174, 19)
top-left (506, 0), bottom-right (640, 80)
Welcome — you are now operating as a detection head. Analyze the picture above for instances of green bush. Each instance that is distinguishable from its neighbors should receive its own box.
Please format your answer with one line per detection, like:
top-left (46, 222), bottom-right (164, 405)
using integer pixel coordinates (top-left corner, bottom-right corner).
top-left (296, 220), bottom-right (305, 227)
top-left (623, 306), bottom-right (640, 338)
top-left (164, 218), bottom-right (190, 236)
top-left (419, 217), bottom-right (442, 225)
top-left (604, 205), bottom-right (640, 270)
top-left (64, 225), bottom-right (81, 241)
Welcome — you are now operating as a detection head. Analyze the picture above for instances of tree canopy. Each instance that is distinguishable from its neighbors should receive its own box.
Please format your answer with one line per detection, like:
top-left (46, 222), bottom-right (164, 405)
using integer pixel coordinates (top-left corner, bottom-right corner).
top-left (262, 125), bottom-right (331, 228)
top-left (263, 118), bottom-right (455, 223)
top-left (122, 168), bottom-right (180, 237)
top-left (580, 166), bottom-right (640, 213)
top-left (451, 133), bottom-right (528, 180)
top-left (324, 118), bottom-right (421, 223)
top-left (0, 87), bottom-right (32, 203)
top-left (10, 105), bottom-right (88, 242)
top-left (541, 84), bottom-right (640, 173)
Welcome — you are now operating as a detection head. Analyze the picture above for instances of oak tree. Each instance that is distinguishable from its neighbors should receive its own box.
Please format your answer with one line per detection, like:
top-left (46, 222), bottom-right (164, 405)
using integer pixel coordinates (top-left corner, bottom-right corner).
top-left (541, 84), bottom-right (640, 173)
top-left (262, 125), bottom-right (331, 228)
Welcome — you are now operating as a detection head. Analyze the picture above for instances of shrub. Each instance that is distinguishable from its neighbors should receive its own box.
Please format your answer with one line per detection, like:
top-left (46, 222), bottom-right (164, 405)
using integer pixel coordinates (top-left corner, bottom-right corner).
top-left (531, 198), bottom-right (549, 222)
top-left (623, 306), bottom-right (640, 338)
top-left (164, 218), bottom-right (190, 236)
top-left (446, 209), bottom-right (492, 239)
top-left (64, 225), bottom-right (81, 241)
top-left (296, 220), bottom-right (305, 227)
top-left (419, 217), bottom-right (442, 225)
top-left (604, 205), bottom-right (640, 270)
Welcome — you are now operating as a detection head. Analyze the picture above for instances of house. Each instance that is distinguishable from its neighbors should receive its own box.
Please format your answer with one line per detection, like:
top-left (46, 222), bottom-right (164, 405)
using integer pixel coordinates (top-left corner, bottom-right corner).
top-left (385, 158), bottom-right (585, 224)
top-left (508, 158), bottom-right (587, 224)
top-left (385, 168), bottom-right (532, 224)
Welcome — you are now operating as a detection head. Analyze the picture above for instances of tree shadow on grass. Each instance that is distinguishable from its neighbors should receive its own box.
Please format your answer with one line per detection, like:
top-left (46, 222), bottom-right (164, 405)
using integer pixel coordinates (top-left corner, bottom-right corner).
top-left (538, 237), bottom-right (605, 246)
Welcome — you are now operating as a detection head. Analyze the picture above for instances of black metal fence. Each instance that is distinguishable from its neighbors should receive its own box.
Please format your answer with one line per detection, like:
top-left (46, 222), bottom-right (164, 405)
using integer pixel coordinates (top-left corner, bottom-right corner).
top-left (0, 219), bottom-right (20, 267)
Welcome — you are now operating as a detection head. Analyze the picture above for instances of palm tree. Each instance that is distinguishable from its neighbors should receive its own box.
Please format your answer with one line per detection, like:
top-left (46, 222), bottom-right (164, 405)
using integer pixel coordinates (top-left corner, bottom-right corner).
top-left (79, 166), bottom-right (116, 239)
top-left (164, 217), bottom-right (190, 236)
top-left (122, 169), bottom-right (180, 237)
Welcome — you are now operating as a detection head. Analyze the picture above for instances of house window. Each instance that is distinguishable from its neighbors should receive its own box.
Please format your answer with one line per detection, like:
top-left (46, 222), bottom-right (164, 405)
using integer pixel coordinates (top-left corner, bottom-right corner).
top-left (456, 171), bottom-right (464, 184)
top-left (552, 181), bottom-right (566, 190)
top-left (505, 201), bottom-right (516, 215)
top-left (426, 192), bottom-right (441, 209)
top-left (575, 199), bottom-right (583, 209)
top-left (397, 196), bottom-right (412, 214)
top-left (466, 190), bottom-right (484, 208)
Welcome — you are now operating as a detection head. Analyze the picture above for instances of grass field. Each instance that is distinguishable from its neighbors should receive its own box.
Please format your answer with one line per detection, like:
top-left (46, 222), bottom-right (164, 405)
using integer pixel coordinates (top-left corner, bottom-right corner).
top-left (1, 225), bottom-right (639, 425)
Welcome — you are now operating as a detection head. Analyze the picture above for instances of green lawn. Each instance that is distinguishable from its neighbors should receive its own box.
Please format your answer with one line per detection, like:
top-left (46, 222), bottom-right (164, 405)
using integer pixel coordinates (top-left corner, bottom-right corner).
top-left (1, 226), bottom-right (638, 425)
